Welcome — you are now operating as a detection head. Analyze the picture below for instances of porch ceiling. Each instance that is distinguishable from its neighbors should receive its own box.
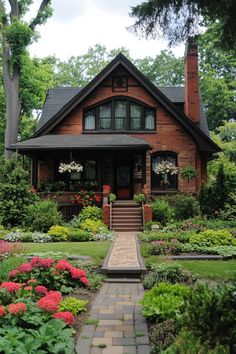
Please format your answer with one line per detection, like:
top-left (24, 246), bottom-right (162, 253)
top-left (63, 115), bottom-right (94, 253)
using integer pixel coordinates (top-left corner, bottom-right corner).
top-left (9, 134), bottom-right (150, 152)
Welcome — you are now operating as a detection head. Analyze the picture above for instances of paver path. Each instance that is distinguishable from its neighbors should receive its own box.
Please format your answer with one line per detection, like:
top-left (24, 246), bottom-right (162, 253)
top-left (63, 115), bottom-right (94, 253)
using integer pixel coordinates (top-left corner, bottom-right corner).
top-left (76, 283), bottom-right (150, 354)
top-left (76, 232), bottom-right (150, 354)
top-left (107, 232), bottom-right (140, 268)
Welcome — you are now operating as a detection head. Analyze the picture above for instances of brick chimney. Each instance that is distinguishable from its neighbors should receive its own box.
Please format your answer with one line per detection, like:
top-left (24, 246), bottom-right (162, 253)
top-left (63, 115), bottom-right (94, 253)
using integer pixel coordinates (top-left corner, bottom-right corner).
top-left (184, 37), bottom-right (200, 125)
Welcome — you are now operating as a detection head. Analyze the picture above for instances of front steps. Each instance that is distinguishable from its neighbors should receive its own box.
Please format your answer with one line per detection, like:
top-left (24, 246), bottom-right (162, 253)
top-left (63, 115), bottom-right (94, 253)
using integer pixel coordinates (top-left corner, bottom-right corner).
top-left (111, 200), bottom-right (143, 231)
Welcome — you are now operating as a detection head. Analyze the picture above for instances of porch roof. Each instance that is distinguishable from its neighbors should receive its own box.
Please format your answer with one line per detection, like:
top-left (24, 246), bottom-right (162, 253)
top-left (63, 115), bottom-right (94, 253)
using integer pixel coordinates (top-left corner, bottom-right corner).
top-left (9, 134), bottom-right (150, 152)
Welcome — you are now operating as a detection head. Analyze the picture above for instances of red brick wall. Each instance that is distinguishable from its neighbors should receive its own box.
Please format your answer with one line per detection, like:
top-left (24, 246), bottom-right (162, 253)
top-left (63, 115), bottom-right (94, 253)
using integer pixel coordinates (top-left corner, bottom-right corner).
top-left (49, 67), bottom-right (205, 193)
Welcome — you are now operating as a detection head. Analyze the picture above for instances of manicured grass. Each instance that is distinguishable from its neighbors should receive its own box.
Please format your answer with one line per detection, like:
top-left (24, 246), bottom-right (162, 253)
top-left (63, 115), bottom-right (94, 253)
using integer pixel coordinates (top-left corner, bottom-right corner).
top-left (140, 244), bottom-right (236, 280)
top-left (25, 242), bottom-right (111, 266)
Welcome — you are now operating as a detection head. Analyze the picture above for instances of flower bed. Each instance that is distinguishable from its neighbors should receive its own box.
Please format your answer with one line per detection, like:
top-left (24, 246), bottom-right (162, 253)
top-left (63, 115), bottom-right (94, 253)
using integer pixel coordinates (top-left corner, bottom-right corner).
top-left (0, 256), bottom-right (91, 352)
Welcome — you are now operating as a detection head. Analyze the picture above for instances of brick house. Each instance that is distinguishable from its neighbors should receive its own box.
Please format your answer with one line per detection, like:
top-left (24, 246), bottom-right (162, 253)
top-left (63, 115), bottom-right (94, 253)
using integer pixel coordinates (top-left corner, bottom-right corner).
top-left (10, 40), bottom-right (219, 210)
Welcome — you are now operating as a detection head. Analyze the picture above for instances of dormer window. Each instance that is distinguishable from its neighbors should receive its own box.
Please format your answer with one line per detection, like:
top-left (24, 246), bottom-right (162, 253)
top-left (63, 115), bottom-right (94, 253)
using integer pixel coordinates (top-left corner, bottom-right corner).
top-left (84, 98), bottom-right (155, 132)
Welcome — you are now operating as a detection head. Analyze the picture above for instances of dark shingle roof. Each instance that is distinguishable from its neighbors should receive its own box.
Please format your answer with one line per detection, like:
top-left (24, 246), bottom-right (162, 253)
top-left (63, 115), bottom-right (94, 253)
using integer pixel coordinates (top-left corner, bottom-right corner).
top-left (9, 134), bottom-right (150, 151)
top-left (159, 86), bottom-right (184, 102)
top-left (38, 87), bottom-right (82, 130)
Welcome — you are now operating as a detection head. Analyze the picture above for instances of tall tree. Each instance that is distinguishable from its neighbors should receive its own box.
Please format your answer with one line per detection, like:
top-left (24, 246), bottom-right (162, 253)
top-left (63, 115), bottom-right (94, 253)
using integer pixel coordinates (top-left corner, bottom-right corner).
top-left (129, 0), bottom-right (236, 51)
top-left (0, 0), bottom-right (52, 158)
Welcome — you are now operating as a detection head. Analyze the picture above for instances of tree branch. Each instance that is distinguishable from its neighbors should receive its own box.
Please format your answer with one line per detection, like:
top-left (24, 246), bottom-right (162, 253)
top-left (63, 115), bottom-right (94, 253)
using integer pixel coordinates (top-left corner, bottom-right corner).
top-left (29, 0), bottom-right (50, 30)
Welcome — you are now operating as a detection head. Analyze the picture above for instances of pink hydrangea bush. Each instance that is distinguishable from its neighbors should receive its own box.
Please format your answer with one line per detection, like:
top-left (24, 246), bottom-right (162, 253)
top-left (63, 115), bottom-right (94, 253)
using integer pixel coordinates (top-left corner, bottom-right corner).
top-left (9, 256), bottom-right (89, 292)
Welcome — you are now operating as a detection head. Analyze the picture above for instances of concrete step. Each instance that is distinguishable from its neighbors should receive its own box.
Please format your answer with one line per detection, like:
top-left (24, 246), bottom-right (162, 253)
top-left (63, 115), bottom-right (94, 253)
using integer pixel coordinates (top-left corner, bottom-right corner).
top-left (106, 278), bottom-right (141, 283)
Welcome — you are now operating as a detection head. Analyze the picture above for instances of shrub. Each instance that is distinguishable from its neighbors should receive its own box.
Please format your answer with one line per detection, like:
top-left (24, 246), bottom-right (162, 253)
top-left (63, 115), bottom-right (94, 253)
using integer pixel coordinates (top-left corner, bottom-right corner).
top-left (48, 225), bottom-right (69, 242)
top-left (141, 282), bottom-right (190, 322)
top-left (59, 297), bottom-right (87, 315)
top-left (108, 193), bottom-right (116, 203)
top-left (164, 330), bottom-right (230, 353)
top-left (169, 194), bottom-right (199, 220)
top-left (79, 206), bottom-right (102, 222)
top-left (0, 156), bottom-right (36, 227)
top-left (25, 200), bottom-right (62, 232)
top-left (181, 283), bottom-right (236, 350)
top-left (151, 199), bottom-right (173, 225)
top-left (148, 239), bottom-right (181, 255)
top-left (80, 219), bottom-right (108, 234)
top-left (32, 232), bottom-right (51, 243)
top-left (142, 263), bottom-right (196, 289)
top-left (189, 229), bottom-right (236, 247)
top-left (67, 214), bottom-right (81, 228)
top-left (144, 221), bottom-right (161, 231)
top-left (181, 166), bottom-right (197, 182)
top-left (133, 193), bottom-right (145, 204)
top-left (149, 320), bottom-right (178, 352)
top-left (68, 229), bottom-right (93, 242)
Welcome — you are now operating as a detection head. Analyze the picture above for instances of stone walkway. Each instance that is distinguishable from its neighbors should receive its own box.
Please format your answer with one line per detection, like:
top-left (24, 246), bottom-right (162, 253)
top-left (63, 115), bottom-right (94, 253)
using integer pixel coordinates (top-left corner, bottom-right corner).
top-left (76, 232), bottom-right (150, 354)
top-left (107, 232), bottom-right (140, 268)
top-left (76, 283), bottom-right (150, 354)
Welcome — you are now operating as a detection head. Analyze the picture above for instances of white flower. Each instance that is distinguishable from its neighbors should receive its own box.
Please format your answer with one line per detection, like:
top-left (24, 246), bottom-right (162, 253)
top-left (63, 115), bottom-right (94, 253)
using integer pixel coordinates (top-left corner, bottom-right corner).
top-left (59, 161), bottom-right (83, 174)
top-left (153, 161), bottom-right (178, 175)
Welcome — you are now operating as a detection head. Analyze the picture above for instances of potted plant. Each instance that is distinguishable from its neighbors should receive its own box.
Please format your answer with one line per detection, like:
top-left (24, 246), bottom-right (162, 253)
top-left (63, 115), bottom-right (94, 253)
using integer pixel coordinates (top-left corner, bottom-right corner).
top-left (153, 161), bottom-right (178, 186)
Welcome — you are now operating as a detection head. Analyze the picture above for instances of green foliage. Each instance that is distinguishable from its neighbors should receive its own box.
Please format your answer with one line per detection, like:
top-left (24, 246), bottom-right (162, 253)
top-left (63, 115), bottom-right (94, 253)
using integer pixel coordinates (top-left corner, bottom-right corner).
top-left (48, 225), bottom-right (69, 242)
top-left (108, 193), bottom-right (116, 203)
top-left (130, 0), bottom-right (236, 51)
top-left (189, 229), bottom-right (236, 247)
top-left (5, 21), bottom-right (34, 69)
top-left (148, 239), bottom-right (181, 256)
top-left (0, 156), bottom-right (35, 227)
top-left (25, 199), bottom-right (62, 232)
top-left (141, 282), bottom-right (190, 322)
top-left (149, 320), bottom-right (177, 352)
top-left (0, 256), bottom-right (25, 282)
top-left (181, 166), bottom-right (197, 182)
top-left (80, 219), bottom-right (108, 234)
top-left (0, 320), bottom-right (75, 354)
top-left (181, 283), bottom-right (236, 349)
top-left (68, 229), bottom-right (93, 242)
top-left (79, 206), bottom-right (102, 222)
top-left (151, 199), bottom-right (173, 225)
top-left (163, 330), bottom-right (230, 353)
top-left (133, 193), bottom-right (145, 204)
top-left (142, 263), bottom-right (196, 289)
top-left (168, 194), bottom-right (199, 220)
top-left (139, 230), bottom-right (192, 244)
top-left (144, 221), bottom-right (161, 231)
top-left (59, 297), bottom-right (87, 315)
top-left (67, 214), bottom-right (81, 228)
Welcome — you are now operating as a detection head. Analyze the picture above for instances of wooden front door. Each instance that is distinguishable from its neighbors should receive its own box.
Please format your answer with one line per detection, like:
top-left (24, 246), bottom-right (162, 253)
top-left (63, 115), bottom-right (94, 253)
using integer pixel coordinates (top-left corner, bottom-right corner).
top-left (116, 161), bottom-right (132, 199)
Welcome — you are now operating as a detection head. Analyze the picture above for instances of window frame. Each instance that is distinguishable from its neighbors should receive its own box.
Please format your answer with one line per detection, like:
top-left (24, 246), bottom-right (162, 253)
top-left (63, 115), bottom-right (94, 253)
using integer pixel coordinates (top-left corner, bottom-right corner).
top-left (83, 97), bottom-right (156, 132)
top-left (151, 152), bottom-right (178, 192)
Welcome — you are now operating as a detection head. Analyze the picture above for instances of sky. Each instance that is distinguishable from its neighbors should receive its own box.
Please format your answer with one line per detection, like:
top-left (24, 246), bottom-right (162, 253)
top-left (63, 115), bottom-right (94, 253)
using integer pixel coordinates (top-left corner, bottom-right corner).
top-left (28, 0), bottom-right (185, 61)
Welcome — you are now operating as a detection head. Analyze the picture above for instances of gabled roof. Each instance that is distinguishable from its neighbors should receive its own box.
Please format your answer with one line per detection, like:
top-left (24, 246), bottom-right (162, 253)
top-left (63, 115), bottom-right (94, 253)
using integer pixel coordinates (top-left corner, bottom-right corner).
top-left (32, 54), bottom-right (219, 153)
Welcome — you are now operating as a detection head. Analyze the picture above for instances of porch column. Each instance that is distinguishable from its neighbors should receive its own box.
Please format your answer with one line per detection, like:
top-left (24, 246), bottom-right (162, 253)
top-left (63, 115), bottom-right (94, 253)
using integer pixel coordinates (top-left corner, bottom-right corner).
top-left (145, 152), bottom-right (151, 198)
top-left (97, 153), bottom-right (102, 191)
top-left (31, 156), bottom-right (38, 189)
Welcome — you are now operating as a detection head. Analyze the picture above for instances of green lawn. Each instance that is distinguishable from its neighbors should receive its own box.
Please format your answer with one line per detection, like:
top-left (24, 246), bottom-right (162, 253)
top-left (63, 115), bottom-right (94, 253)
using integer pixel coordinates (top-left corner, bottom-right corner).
top-left (25, 242), bottom-right (111, 266)
top-left (141, 245), bottom-right (236, 280)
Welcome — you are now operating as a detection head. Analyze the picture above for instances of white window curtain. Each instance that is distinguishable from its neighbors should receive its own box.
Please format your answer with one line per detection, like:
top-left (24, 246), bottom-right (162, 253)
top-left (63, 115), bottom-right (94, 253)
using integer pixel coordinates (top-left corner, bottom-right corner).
top-left (145, 111), bottom-right (155, 129)
top-left (85, 114), bottom-right (95, 130)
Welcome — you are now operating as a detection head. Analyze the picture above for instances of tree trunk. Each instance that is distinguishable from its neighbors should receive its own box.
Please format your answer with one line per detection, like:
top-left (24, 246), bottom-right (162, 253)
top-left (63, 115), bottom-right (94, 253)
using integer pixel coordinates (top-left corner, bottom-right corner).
top-left (4, 74), bottom-right (21, 158)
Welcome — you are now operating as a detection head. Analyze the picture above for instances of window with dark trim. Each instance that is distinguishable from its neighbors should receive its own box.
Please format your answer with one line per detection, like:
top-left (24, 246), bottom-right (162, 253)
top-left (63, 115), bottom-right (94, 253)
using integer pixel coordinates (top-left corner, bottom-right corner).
top-left (151, 152), bottom-right (178, 191)
top-left (84, 98), bottom-right (155, 131)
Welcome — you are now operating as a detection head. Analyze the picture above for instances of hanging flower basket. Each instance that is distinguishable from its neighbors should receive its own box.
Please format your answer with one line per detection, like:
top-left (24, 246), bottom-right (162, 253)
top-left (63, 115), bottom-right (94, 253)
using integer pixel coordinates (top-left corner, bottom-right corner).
top-left (58, 161), bottom-right (83, 174)
top-left (153, 161), bottom-right (178, 186)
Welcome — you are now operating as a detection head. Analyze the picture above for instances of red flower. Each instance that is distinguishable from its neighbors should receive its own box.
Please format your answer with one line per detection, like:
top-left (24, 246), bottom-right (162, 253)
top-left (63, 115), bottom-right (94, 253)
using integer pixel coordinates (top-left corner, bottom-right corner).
top-left (30, 256), bottom-right (42, 267)
top-left (54, 259), bottom-right (72, 272)
top-left (47, 291), bottom-right (62, 303)
top-left (0, 282), bottom-right (21, 293)
top-left (27, 279), bottom-right (37, 284)
top-left (35, 285), bottom-right (48, 295)
top-left (53, 311), bottom-right (74, 325)
top-left (24, 286), bottom-right (33, 291)
top-left (8, 302), bottom-right (27, 315)
top-left (9, 269), bottom-right (19, 279)
top-left (18, 262), bottom-right (32, 273)
top-left (69, 267), bottom-right (87, 279)
top-left (37, 297), bottom-right (59, 312)
top-left (39, 258), bottom-right (54, 268)
top-left (0, 306), bottom-right (6, 317)
top-left (80, 277), bottom-right (89, 286)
